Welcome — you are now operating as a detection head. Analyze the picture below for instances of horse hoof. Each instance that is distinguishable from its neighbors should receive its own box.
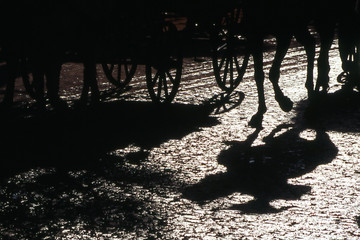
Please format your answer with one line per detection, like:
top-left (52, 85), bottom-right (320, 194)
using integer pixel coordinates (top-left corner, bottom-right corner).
top-left (73, 99), bottom-right (87, 109)
top-left (248, 114), bottom-right (264, 129)
top-left (90, 95), bottom-right (100, 107)
top-left (50, 98), bottom-right (68, 110)
top-left (33, 101), bottom-right (47, 112)
top-left (307, 89), bottom-right (315, 101)
top-left (276, 95), bottom-right (293, 112)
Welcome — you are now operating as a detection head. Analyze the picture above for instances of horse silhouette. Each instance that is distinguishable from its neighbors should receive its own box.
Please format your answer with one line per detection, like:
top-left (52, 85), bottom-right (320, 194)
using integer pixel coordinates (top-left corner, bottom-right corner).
top-left (237, 0), bottom-right (356, 128)
top-left (2, 1), bottom-right (358, 114)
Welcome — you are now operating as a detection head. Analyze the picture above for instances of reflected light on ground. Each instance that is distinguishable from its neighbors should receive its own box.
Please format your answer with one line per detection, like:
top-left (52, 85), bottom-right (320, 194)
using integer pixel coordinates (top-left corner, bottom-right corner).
top-left (299, 129), bottom-right (317, 141)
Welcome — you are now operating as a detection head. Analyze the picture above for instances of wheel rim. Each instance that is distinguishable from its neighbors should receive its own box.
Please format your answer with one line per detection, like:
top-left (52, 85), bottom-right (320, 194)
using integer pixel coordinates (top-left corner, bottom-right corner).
top-left (146, 57), bottom-right (182, 103)
top-left (146, 22), bottom-right (183, 103)
top-left (212, 42), bottom-right (249, 93)
top-left (212, 7), bottom-right (249, 93)
top-left (102, 60), bottom-right (137, 88)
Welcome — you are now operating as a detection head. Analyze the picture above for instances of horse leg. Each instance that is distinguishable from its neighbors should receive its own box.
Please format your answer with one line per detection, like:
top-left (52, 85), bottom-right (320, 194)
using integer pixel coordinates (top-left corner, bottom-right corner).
top-left (82, 58), bottom-right (99, 105)
top-left (269, 33), bottom-right (293, 112)
top-left (88, 62), bottom-right (100, 105)
top-left (338, 19), bottom-right (354, 72)
top-left (2, 54), bottom-right (18, 105)
top-left (294, 26), bottom-right (316, 99)
top-left (31, 56), bottom-right (47, 107)
top-left (248, 37), bottom-right (266, 129)
top-left (80, 62), bottom-right (90, 104)
top-left (46, 59), bottom-right (67, 109)
top-left (315, 22), bottom-right (335, 93)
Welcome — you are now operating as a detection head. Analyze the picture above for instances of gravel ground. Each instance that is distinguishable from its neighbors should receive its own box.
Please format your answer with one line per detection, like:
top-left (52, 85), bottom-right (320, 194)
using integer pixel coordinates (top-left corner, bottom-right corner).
top-left (1, 37), bottom-right (360, 239)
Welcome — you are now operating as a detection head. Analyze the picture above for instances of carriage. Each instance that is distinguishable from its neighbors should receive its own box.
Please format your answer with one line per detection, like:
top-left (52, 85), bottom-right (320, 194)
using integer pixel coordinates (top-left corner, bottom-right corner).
top-left (1, 0), bottom-right (251, 105)
top-left (99, 1), bottom-right (250, 103)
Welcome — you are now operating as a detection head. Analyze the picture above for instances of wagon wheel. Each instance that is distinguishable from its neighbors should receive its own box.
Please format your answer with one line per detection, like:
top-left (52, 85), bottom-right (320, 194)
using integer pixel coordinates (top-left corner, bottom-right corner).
top-left (102, 60), bottom-right (137, 88)
top-left (146, 21), bottom-right (183, 103)
top-left (212, 7), bottom-right (250, 93)
top-left (337, 43), bottom-right (360, 91)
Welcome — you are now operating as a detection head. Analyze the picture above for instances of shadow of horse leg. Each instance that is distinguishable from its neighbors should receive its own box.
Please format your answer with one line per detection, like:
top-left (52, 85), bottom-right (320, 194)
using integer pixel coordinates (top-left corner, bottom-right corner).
top-left (269, 33), bottom-right (294, 112)
top-left (248, 37), bottom-right (267, 129)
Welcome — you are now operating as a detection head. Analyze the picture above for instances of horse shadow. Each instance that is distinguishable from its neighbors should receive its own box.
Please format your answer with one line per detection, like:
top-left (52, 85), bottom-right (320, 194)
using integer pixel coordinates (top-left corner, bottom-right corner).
top-left (182, 124), bottom-right (338, 214)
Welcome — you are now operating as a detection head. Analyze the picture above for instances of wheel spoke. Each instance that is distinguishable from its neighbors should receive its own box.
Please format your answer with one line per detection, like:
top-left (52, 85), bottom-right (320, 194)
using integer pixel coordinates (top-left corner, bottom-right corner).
top-left (234, 55), bottom-right (241, 73)
top-left (166, 71), bottom-right (175, 84)
top-left (163, 73), bottom-right (169, 98)
top-left (124, 62), bottom-right (129, 77)
top-left (109, 64), bottom-right (114, 72)
top-left (222, 104), bottom-right (228, 112)
top-left (117, 64), bottom-right (121, 82)
top-left (152, 71), bottom-right (160, 87)
top-left (157, 73), bottom-right (164, 99)
top-left (219, 55), bottom-right (226, 70)
top-left (223, 57), bottom-right (230, 84)
top-left (230, 56), bottom-right (234, 88)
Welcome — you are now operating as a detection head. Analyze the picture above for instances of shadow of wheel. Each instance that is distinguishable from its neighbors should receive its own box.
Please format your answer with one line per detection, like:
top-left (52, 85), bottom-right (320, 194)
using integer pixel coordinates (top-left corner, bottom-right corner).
top-left (208, 91), bottom-right (245, 115)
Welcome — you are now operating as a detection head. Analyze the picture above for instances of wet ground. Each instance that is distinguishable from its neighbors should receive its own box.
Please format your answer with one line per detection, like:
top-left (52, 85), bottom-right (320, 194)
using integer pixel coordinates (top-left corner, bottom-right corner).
top-left (1, 37), bottom-right (360, 239)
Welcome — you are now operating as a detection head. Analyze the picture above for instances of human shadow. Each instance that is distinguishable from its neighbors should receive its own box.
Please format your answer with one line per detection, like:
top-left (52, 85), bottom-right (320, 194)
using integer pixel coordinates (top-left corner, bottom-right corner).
top-left (182, 124), bottom-right (338, 214)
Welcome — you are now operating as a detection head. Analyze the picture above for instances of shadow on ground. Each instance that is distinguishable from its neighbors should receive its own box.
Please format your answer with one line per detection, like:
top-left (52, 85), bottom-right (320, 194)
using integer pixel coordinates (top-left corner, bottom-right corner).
top-left (182, 123), bottom-right (338, 213)
top-left (0, 100), bottom-right (219, 239)
top-left (295, 89), bottom-right (360, 132)
top-left (183, 89), bottom-right (360, 214)
top-left (0, 100), bottom-right (219, 177)
top-left (184, 88), bottom-right (360, 214)
top-left (298, 89), bottom-right (360, 230)
top-left (184, 125), bottom-right (337, 213)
